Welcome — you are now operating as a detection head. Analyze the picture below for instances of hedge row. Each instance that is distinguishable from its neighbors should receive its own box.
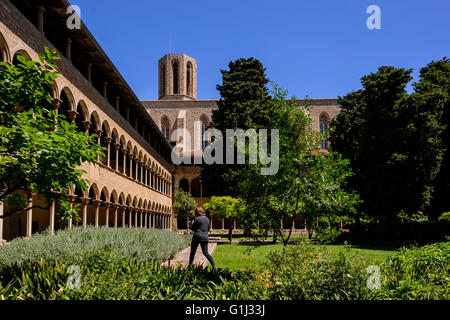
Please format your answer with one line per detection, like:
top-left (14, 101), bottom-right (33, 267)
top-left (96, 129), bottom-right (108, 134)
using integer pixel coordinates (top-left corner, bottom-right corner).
top-left (0, 226), bottom-right (189, 271)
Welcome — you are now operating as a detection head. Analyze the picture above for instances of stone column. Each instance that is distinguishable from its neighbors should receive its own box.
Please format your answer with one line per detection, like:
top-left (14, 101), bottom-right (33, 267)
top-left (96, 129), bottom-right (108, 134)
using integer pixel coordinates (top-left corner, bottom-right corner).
top-left (129, 154), bottom-right (134, 178)
top-left (128, 208), bottom-right (132, 228)
top-left (105, 202), bottom-right (111, 227)
top-left (144, 166), bottom-right (148, 186)
top-left (81, 197), bottom-right (89, 228)
top-left (143, 211), bottom-right (147, 228)
top-left (68, 195), bottom-right (76, 230)
top-left (122, 149), bottom-right (128, 175)
top-left (140, 163), bottom-right (144, 184)
top-left (121, 206), bottom-right (126, 228)
top-left (26, 194), bottom-right (33, 238)
top-left (134, 209), bottom-right (138, 228)
top-left (37, 6), bottom-right (45, 34)
top-left (105, 137), bottom-right (112, 167)
top-left (93, 200), bottom-right (100, 228)
top-left (114, 204), bottom-right (118, 228)
top-left (82, 120), bottom-right (91, 133)
top-left (94, 129), bottom-right (103, 161)
top-left (152, 213), bottom-right (155, 229)
top-left (114, 143), bottom-right (120, 171)
top-left (65, 38), bottom-right (72, 61)
top-left (222, 218), bottom-right (224, 230)
top-left (140, 210), bottom-right (143, 228)
top-left (49, 201), bottom-right (55, 235)
top-left (67, 110), bottom-right (78, 123)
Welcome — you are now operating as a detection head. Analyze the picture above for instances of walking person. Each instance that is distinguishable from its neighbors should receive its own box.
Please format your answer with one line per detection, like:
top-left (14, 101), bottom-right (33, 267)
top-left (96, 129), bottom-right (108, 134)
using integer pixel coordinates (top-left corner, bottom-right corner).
top-left (188, 206), bottom-right (218, 270)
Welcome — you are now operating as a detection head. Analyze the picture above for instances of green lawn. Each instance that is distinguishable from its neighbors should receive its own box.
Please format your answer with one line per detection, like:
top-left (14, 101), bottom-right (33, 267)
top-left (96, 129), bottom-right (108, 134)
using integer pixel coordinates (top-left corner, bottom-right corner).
top-left (212, 243), bottom-right (397, 271)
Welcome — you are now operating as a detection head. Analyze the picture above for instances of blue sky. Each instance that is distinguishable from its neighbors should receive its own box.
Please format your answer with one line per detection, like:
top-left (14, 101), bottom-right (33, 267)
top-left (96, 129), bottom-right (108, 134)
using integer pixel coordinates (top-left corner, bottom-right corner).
top-left (73, 0), bottom-right (449, 100)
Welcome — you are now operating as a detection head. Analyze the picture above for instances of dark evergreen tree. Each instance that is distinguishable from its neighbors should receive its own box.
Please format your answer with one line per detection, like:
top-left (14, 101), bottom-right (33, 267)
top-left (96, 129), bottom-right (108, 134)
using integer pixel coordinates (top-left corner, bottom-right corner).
top-left (330, 63), bottom-right (448, 220)
top-left (415, 58), bottom-right (450, 219)
top-left (201, 58), bottom-right (271, 196)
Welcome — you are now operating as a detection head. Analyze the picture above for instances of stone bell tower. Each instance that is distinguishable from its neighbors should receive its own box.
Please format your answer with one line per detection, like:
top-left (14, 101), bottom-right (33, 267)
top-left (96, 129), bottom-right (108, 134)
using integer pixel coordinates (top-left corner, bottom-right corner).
top-left (158, 54), bottom-right (197, 101)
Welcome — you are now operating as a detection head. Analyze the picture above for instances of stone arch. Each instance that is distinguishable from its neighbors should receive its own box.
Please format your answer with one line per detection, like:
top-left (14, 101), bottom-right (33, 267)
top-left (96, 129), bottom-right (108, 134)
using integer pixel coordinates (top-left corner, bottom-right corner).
top-left (179, 178), bottom-right (189, 192)
top-left (12, 49), bottom-right (31, 66)
top-left (191, 178), bottom-right (201, 198)
top-left (126, 194), bottom-right (132, 207)
top-left (100, 186), bottom-right (109, 202)
top-left (111, 190), bottom-right (119, 204)
top-left (89, 111), bottom-right (101, 131)
top-left (111, 128), bottom-right (119, 144)
top-left (119, 193), bottom-right (125, 205)
top-left (0, 31), bottom-right (11, 63)
top-left (88, 184), bottom-right (100, 200)
top-left (102, 120), bottom-right (111, 138)
top-left (59, 87), bottom-right (75, 122)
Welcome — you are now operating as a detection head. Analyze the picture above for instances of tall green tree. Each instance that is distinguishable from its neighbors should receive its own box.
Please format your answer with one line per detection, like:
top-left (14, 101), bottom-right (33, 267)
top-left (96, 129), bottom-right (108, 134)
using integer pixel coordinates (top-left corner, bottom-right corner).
top-left (201, 58), bottom-right (271, 196)
top-left (0, 48), bottom-right (104, 221)
top-left (234, 85), bottom-right (358, 245)
top-left (330, 62), bottom-right (448, 220)
top-left (415, 58), bottom-right (450, 219)
top-left (173, 188), bottom-right (197, 230)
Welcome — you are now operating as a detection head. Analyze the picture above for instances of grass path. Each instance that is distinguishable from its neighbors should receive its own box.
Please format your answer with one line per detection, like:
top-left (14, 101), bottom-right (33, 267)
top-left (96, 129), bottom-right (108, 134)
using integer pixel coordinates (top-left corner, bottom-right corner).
top-left (212, 243), bottom-right (397, 271)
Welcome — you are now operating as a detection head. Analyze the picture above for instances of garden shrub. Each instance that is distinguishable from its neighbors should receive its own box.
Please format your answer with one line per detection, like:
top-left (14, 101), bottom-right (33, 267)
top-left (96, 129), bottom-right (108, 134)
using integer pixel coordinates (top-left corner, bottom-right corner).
top-left (438, 212), bottom-right (450, 222)
top-left (313, 227), bottom-right (343, 244)
top-left (380, 241), bottom-right (449, 300)
top-left (0, 226), bottom-right (189, 271)
top-left (0, 249), bottom-right (268, 300)
top-left (260, 241), bottom-right (380, 300)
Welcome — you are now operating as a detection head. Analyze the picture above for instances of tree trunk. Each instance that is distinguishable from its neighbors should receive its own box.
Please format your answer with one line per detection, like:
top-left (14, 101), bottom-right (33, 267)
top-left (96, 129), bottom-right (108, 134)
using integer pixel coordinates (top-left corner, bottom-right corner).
top-left (228, 228), bottom-right (233, 244)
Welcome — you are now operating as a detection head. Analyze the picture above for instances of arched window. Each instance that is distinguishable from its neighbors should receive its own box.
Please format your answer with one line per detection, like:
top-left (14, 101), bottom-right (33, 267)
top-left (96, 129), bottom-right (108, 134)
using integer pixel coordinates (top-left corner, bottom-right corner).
top-left (12, 50), bottom-right (31, 66)
top-left (160, 64), bottom-right (166, 98)
top-left (191, 178), bottom-right (201, 198)
top-left (186, 62), bottom-right (193, 96)
top-left (200, 115), bottom-right (209, 150)
top-left (0, 32), bottom-right (10, 63)
top-left (179, 179), bottom-right (189, 193)
top-left (172, 60), bottom-right (179, 94)
top-left (319, 113), bottom-right (330, 150)
top-left (161, 116), bottom-right (170, 140)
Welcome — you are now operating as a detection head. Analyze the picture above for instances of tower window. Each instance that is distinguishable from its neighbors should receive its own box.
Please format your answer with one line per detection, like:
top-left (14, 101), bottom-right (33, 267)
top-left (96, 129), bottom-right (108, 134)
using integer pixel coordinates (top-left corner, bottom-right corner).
top-left (161, 116), bottom-right (170, 140)
top-left (187, 62), bottom-right (193, 96)
top-left (200, 115), bottom-right (209, 150)
top-left (172, 61), bottom-right (179, 94)
top-left (319, 113), bottom-right (330, 150)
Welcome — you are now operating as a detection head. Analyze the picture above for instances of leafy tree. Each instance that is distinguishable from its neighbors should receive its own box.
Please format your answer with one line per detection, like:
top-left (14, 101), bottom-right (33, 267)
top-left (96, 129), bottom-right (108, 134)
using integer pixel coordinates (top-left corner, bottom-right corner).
top-left (201, 58), bottom-right (271, 196)
top-left (173, 188), bottom-right (197, 230)
top-left (300, 152), bottom-right (361, 239)
top-left (330, 64), bottom-right (448, 220)
top-left (203, 196), bottom-right (244, 243)
top-left (234, 85), bottom-right (357, 245)
top-left (0, 48), bottom-right (104, 221)
top-left (415, 58), bottom-right (450, 219)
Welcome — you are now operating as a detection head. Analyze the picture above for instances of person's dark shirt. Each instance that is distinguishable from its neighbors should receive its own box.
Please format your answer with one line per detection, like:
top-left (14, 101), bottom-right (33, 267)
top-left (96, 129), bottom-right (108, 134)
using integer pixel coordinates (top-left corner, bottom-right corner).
top-left (189, 215), bottom-right (210, 241)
